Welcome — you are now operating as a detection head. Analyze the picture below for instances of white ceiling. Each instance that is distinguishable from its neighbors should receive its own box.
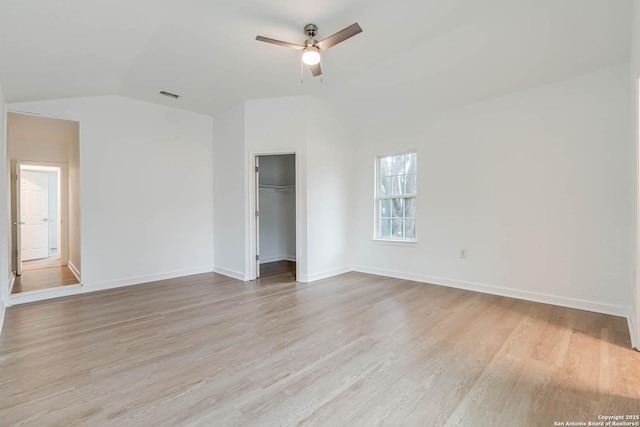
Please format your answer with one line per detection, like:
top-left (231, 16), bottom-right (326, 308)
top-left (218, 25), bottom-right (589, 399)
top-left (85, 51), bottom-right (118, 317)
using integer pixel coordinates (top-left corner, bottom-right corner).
top-left (0, 0), bottom-right (633, 133)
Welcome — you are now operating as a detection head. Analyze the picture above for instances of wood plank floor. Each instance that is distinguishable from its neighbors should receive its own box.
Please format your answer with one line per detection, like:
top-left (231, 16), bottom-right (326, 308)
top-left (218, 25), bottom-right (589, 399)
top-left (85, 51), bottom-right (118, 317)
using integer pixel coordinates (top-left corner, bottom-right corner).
top-left (11, 266), bottom-right (79, 294)
top-left (259, 260), bottom-right (296, 280)
top-left (22, 251), bottom-right (61, 271)
top-left (0, 271), bottom-right (638, 426)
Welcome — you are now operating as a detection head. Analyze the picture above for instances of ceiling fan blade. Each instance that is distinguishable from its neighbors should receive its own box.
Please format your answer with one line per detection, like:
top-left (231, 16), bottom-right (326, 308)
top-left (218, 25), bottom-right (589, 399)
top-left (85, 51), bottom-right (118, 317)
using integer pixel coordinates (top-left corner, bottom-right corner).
top-left (310, 62), bottom-right (322, 77)
top-left (255, 35), bottom-right (305, 50)
top-left (315, 23), bottom-right (362, 51)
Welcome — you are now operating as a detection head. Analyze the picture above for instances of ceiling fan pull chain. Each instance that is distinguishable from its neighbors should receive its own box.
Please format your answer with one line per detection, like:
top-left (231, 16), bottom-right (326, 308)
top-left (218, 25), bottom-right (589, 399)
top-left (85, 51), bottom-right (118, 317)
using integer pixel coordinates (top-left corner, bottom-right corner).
top-left (301, 59), bottom-right (304, 84)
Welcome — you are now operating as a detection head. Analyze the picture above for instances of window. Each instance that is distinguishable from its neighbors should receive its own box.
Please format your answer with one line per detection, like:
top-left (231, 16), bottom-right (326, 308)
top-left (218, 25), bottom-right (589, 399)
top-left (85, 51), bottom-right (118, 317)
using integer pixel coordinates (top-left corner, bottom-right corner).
top-left (376, 151), bottom-right (417, 240)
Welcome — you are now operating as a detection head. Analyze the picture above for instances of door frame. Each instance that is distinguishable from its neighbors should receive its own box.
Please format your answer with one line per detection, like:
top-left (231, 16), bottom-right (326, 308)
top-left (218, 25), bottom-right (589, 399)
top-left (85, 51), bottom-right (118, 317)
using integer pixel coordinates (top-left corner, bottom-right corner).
top-left (255, 156), bottom-right (260, 278)
top-left (14, 161), bottom-right (23, 275)
top-left (248, 151), bottom-right (299, 281)
top-left (11, 161), bottom-right (69, 275)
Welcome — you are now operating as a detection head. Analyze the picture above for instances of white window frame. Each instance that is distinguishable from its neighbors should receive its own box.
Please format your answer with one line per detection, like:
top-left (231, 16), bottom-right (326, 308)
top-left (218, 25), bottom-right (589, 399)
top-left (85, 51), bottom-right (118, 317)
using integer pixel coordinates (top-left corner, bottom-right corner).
top-left (374, 151), bottom-right (417, 242)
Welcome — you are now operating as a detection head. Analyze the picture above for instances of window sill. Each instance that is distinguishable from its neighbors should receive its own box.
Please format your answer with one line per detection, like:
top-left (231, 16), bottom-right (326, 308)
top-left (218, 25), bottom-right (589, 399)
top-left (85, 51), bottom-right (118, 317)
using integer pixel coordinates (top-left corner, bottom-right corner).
top-left (371, 238), bottom-right (418, 245)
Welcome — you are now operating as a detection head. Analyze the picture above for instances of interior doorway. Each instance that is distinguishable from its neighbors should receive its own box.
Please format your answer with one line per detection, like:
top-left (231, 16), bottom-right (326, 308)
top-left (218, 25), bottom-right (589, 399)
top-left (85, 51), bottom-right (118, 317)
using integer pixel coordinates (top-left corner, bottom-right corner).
top-left (255, 154), bottom-right (296, 281)
top-left (11, 163), bottom-right (77, 294)
top-left (19, 165), bottom-right (60, 267)
top-left (7, 112), bottom-right (81, 296)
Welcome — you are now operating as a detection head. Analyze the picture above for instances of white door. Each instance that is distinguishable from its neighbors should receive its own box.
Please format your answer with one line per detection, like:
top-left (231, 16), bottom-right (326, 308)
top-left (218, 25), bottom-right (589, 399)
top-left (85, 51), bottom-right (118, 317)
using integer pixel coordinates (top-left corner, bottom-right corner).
top-left (21, 170), bottom-right (50, 261)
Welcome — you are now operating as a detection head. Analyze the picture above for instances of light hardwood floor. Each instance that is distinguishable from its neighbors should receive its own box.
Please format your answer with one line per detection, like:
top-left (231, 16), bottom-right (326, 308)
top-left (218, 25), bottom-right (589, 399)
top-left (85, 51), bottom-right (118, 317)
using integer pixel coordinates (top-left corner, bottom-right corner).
top-left (0, 270), bottom-right (638, 426)
top-left (22, 250), bottom-right (61, 271)
top-left (11, 265), bottom-right (78, 294)
top-left (259, 260), bottom-right (296, 280)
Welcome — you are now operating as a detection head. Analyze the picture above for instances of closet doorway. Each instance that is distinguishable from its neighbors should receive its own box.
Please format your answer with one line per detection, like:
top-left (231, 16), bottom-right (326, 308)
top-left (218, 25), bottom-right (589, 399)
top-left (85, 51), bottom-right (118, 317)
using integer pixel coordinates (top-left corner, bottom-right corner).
top-left (255, 154), bottom-right (296, 281)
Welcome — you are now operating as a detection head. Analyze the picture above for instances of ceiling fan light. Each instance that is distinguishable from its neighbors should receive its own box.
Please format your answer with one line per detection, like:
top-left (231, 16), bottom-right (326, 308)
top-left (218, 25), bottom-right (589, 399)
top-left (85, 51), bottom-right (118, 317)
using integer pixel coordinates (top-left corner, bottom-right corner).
top-left (302, 46), bottom-right (321, 65)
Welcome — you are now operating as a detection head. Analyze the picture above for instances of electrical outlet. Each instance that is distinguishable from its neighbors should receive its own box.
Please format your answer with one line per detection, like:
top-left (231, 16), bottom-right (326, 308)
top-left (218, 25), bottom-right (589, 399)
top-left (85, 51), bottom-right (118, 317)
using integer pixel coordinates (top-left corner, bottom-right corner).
top-left (459, 249), bottom-right (467, 259)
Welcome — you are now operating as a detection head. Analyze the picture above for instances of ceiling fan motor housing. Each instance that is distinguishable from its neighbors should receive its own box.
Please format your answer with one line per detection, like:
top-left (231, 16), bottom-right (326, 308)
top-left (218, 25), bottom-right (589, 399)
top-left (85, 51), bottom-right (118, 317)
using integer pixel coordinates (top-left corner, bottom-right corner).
top-left (304, 24), bottom-right (318, 38)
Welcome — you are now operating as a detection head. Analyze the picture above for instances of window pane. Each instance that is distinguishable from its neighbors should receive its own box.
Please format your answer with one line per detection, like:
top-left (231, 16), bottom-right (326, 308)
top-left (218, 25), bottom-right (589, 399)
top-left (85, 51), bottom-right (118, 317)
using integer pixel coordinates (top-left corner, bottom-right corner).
top-left (406, 152), bottom-right (417, 174)
top-left (380, 157), bottom-right (393, 177)
top-left (391, 198), bottom-right (403, 217)
top-left (380, 176), bottom-right (392, 196)
top-left (405, 174), bottom-right (416, 195)
top-left (380, 199), bottom-right (391, 217)
top-left (376, 151), bottom-right (417, 241)
top-left (392, 155), bottom-right (405, 175)
top-left (392, 218), bottom-right (403, 238)
top-left (404, 197), bottom-right (416, 217)
top-left (404, 218), bottom-right (416, 239)
top-left (380, 218), bottom-right (391, 238)
top-left (392, 175), bottom-right (405, 195)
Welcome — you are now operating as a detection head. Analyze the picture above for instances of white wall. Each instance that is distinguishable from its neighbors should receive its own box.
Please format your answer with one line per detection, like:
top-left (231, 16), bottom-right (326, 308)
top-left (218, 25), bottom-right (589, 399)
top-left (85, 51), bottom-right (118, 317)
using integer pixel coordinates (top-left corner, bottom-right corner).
top-left (9, 95), bottom-right (214, 291)
top-left (213, 99), bottom-right (305, 280)
top-left (631, 0), bottom-right (640, 348)
top-left (244, 96), bottom-right (353, 281)
top-left (245, 96), bottom-right (309, 280)
top-left (212, 103), bottom-right (246, 280)
top-left (0, 84), bottom-right (8, 331)
top-left (305, 100), bottom-right (353, 280)
top-left (353, 65), bottom-right (634, 318)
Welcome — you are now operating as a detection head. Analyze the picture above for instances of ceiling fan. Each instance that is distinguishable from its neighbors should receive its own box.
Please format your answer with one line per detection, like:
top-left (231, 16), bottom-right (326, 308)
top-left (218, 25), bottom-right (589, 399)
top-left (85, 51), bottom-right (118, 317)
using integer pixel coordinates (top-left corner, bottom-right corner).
top-left (256, 23), bottom-right (363, 77)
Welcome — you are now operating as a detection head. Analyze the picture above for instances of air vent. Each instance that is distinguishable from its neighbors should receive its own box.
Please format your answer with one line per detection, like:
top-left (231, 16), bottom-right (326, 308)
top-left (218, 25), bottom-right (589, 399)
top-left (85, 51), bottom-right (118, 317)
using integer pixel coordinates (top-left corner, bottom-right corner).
top-left (159, 91), bottom-right (181, 99)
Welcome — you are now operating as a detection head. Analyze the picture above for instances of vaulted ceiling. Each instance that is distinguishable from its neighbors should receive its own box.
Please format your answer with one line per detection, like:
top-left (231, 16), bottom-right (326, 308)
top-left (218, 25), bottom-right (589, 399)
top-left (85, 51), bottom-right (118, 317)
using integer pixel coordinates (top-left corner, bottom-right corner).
top-left (0, 0), bottom-right (632, 132)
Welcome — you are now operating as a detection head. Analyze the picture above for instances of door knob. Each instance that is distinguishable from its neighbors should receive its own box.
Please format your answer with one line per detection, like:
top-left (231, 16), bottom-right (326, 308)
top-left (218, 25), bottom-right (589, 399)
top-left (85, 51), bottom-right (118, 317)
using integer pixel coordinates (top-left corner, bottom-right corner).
top-left (42, 218), bottom-right (48, 222)
top-left (12, 221), bottom-right (25, 225)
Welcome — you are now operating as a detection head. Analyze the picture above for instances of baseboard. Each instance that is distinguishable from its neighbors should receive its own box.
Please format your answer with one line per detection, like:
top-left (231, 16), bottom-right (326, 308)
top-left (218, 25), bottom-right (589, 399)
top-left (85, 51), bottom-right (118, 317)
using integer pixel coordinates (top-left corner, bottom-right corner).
top-left (353, 265), bottom-right (631, 319)
top-left (9, 272), bottom-right (15, 295)
top-left (67, 261), bottom-right (81, 282)
top-left (260, 255), bottom-right (297, 264)
top-left (90, 266), bottom-right (214, 292)
top-left (213, 266), bottom-right (248, 281)
top-left (300, 266), bottom-right (353, 283)
top-left (259, 255), bottom-right (285, 264)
